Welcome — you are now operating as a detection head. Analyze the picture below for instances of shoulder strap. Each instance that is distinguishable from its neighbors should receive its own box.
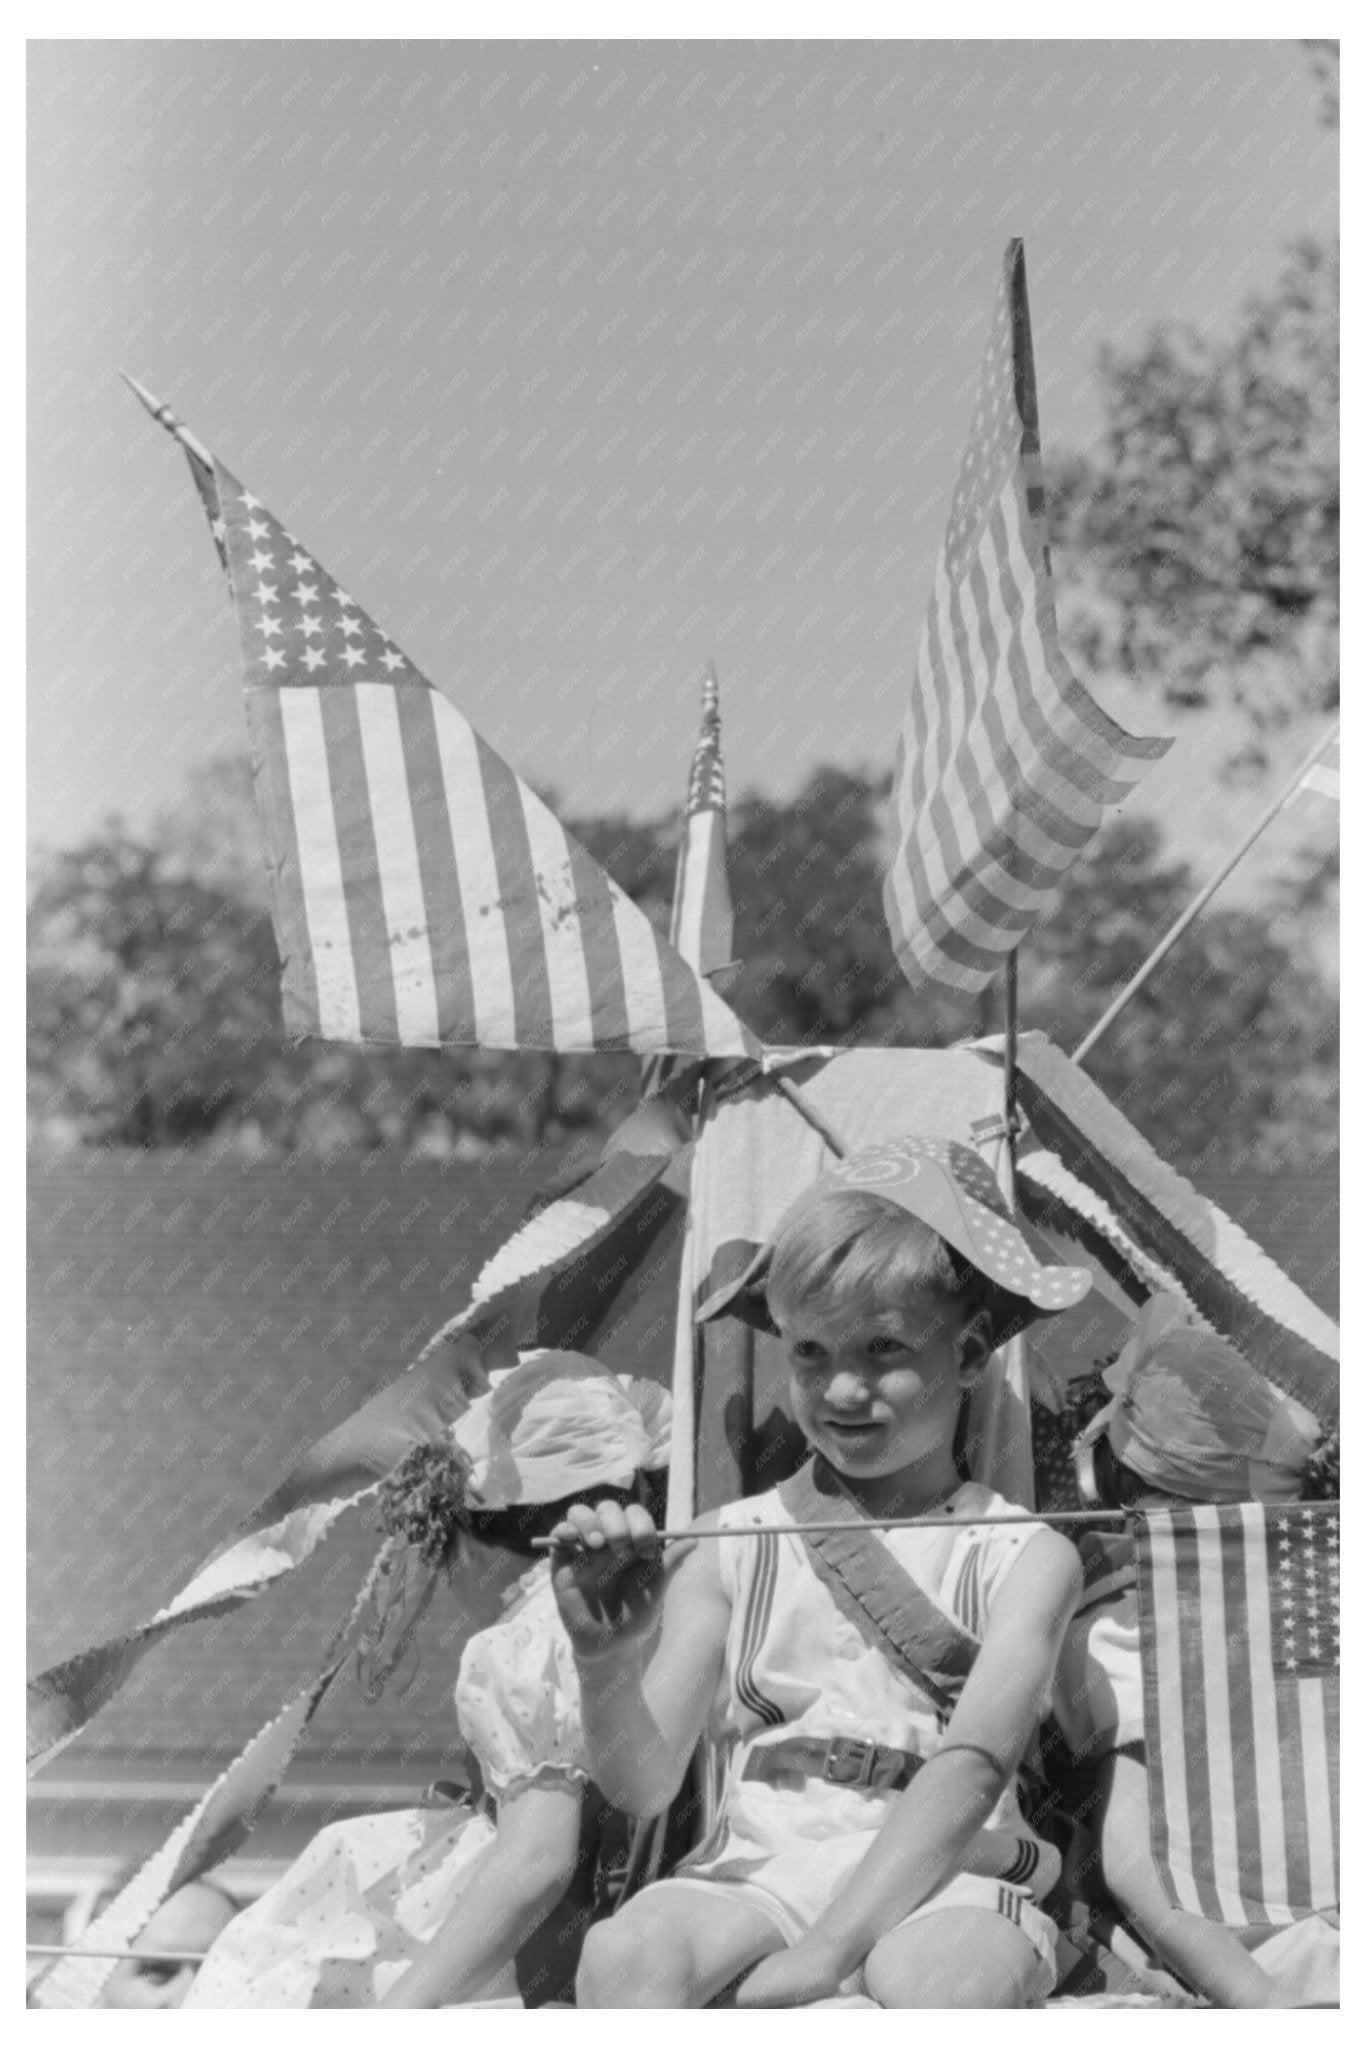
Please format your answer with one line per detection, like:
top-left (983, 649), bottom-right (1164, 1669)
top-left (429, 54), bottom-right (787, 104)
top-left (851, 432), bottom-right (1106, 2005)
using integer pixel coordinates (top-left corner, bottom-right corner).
top-left (776, 1460), bottom-right (979, 1714)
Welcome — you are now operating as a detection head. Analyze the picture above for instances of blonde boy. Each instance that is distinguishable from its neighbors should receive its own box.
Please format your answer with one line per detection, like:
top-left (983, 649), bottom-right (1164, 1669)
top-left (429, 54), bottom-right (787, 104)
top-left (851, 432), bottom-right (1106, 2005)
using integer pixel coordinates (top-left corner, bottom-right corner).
top-left (553, 1137), bottom-right (1090, 2008)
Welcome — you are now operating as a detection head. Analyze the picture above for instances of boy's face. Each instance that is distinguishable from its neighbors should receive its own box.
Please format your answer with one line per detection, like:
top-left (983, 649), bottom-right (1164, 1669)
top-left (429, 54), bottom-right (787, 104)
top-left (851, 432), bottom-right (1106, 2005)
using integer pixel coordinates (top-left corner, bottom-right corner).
top-left (776, 1295), bottom-right (985, 1495)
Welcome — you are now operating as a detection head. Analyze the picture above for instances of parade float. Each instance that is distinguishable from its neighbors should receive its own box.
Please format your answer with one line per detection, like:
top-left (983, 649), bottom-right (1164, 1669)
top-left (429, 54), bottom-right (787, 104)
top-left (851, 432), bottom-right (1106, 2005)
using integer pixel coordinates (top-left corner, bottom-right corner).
top-left (27, 242), bottom-right (1338, 2008)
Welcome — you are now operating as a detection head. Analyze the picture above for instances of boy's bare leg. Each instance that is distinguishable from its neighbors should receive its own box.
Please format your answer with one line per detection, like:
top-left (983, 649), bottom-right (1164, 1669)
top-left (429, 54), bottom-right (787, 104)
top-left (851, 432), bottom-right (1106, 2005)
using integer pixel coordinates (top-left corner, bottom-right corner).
top-left (863, 1907), bottom-right (1048, 2008)
top-left (576, 1884), bottom-right (785, 2008)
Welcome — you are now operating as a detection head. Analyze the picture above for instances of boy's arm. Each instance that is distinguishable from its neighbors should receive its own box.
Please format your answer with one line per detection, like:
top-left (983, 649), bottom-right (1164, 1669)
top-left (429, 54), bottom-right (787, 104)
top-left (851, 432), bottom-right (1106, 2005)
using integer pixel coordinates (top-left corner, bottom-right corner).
top-left (738, 1528), bottom-right (1083, 2006)
top-left (378, 1779), bottom-right (582, 2008)
top-left (1098, 1752), bottom-right (1281, 2008)
top-left (552, 1502), bottom-right (731, 1818)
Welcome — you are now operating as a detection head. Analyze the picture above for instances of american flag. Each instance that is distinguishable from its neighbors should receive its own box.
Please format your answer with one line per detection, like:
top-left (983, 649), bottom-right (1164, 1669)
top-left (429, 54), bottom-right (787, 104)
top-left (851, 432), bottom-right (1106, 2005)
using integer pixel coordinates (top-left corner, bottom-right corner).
top-left (883, 240), bottom-right (1172, 995)
top-left (1134, 1503), bottom-right (1339, 1927)
top-left (128, 381), bottom-right (757, 1061)
top-left (668, 662), bottom-right (734, 978)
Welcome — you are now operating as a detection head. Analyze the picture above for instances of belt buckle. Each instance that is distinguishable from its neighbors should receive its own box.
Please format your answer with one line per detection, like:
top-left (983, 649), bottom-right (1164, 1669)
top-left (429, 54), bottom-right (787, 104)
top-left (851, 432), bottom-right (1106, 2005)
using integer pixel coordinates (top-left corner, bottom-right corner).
top-left (823, 1737), bottom-right (876, 1788)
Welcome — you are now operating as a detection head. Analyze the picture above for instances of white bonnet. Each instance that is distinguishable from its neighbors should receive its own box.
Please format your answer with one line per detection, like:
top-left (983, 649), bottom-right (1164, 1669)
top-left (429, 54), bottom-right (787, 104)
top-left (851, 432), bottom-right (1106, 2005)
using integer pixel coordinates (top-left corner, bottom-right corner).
top-left (451, 1349), bottom-right (672, 1508)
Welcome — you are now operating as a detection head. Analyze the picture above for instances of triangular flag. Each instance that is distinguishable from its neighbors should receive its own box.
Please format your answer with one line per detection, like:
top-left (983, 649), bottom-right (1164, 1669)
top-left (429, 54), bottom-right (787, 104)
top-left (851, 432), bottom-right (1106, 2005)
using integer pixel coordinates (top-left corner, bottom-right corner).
top-left (126, 379), bottom-right (758, 1061)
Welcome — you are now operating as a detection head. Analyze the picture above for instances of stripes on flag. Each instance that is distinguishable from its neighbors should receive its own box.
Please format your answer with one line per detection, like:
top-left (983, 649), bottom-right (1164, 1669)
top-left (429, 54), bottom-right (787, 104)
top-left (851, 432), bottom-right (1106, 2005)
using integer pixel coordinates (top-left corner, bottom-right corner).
top-left (883, 241), bottom-right (1172, 996)
top-left (1134, 1503), bottom-right (1339, 1928)
top-left (130, 382), bottom-right (757, 1062)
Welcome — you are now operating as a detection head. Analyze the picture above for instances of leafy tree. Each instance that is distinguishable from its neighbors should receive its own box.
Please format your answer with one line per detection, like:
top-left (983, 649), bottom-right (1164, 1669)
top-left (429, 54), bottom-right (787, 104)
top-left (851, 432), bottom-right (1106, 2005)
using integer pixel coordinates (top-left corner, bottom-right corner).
top-left (27, 831), bottom-right (281, 1148)
top-left (724, 768), bottom-right (938, 1046)
top-left (27, 767), bottom-right (1336, 1177)
top-left (1050, 236), bottom-right (1337, 765)
top-left (1022, 819), bottom-right (1336, 1177)
top-left (718, 772), bottom-right (1335, 1177)
top-left (1049, 49), bottom-right (1338, 770)
top-left (27, 817), bottom-right (639, 1158)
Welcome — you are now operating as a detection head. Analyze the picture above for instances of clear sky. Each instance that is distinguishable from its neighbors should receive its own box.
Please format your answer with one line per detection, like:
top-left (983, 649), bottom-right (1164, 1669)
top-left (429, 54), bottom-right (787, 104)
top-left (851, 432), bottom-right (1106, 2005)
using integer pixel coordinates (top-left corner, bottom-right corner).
top-left (28, 38), bottom-right (1336, 898)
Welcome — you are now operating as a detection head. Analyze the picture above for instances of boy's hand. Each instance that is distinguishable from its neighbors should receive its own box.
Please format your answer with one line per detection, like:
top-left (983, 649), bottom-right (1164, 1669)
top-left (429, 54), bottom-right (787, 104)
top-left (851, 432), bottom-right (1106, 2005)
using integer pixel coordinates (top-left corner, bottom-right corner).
top-left (734, 1935), bottom-right (850, 2008)
top-left (548, 1501), bottom-right (685, 1658)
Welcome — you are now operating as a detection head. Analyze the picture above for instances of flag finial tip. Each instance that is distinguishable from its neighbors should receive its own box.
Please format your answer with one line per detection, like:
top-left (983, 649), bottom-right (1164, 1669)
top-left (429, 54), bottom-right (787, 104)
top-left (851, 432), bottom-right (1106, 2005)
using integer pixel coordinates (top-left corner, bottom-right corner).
top-left (121, 378), bottom-right (214, 467)
top-left (120, 370), bottom-right (165, 415)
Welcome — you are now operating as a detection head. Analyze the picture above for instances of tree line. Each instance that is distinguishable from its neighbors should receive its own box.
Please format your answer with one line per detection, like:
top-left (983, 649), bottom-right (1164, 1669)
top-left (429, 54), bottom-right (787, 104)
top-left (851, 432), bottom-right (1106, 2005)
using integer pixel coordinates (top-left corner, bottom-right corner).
top-left (27, 755), bottom-right (1335, 1178)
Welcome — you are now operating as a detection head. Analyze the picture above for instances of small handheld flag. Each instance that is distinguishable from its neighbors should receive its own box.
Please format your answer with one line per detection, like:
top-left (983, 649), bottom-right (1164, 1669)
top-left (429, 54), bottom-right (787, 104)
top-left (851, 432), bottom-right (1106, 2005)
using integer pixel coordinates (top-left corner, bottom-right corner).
top-left (883, 241), bottom-right (1172, 996)
top-left (125, 378), bottom-right (758, 1063)
top-left (1134, 1503), bottom-right (1338, 1928)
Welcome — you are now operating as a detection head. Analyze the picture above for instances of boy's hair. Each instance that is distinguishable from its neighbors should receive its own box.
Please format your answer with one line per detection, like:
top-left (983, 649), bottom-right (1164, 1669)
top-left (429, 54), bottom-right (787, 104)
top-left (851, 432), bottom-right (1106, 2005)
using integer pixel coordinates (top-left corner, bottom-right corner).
top-left (765, 1185), bottom-right (1001, 1336)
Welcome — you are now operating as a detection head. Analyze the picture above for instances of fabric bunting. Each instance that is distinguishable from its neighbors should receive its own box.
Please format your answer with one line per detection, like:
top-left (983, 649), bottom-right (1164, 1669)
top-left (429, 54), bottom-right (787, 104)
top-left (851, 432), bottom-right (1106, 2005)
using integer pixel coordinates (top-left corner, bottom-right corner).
top-left (882, 240), bottom-right (1171, 996)
top-left (1017, 1148), bottom-right (1205, 1320)
top-left (1010, 1035), bottom-right (1339, 1424)
top-left (30, 1551), bottom-right (391, 2007)
top-left (1134, 1503), bottom-right (1339, 1928)
top-left (27, 1116), bottom-right (683, 1773)
top-left (126, 378), bottom-right (758, 1063)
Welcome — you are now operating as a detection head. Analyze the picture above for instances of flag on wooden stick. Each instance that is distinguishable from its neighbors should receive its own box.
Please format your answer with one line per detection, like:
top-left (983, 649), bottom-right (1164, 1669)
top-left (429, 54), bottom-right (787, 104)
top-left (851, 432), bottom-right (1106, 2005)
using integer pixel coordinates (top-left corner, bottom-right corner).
top-left (125, 378), bottom-right (757, 1062)
top-left (1134, 1503), bottom-right (1339, 1928)
top-left (883, 241), bottom-right (1172, 996)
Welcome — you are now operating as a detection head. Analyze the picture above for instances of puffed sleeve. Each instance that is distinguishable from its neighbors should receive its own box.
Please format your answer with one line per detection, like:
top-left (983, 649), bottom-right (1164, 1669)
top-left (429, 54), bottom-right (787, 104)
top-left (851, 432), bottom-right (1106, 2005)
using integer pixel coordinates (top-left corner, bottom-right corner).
top-left (454, 1569), bottom-right (588, 1803)
top-left (1052, 1589), bottom-right (1143, 1759)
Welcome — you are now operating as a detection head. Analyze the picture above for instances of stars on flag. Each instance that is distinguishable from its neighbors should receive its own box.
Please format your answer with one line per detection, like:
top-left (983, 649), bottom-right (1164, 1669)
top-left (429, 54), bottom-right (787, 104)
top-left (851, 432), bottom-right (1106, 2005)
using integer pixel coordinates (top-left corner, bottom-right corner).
top-left (128, 377), bottom-right (762, 1064)
top-left (215, 481), bottom-right (410, 688)
top-left (1270, 1505), bottom-right (1339, 1674)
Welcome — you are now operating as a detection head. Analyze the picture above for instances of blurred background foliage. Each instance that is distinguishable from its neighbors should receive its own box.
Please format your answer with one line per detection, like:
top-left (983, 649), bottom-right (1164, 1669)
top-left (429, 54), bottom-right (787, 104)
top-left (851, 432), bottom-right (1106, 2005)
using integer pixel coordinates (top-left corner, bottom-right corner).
top-left (28, 756), bottom-right (1336, 1177)
top-left (1049, 41), bottom-right (1338, 774)
top-left (28, 44), bottom-right (1336, 1181)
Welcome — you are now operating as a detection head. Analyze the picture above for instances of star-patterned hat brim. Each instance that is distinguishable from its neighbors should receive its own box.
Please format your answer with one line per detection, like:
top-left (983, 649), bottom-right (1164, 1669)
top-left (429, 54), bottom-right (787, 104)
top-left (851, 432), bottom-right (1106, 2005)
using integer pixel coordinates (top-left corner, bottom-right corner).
top-left (697, 1133), bottom-right (1091, 1329)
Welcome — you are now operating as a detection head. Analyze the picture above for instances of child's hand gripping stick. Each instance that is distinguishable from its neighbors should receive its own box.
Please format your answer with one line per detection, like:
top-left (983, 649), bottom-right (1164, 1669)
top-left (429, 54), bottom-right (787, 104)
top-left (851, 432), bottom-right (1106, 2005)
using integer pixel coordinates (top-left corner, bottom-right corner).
top-left (547, 1500), bottom-right (694, 1659)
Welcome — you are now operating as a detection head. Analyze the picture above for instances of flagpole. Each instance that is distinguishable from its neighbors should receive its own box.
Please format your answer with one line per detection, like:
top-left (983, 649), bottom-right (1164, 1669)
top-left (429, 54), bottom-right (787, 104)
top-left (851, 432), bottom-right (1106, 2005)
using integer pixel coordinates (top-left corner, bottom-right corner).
top-left (1002, 948), bottom-right (1020, 1198)
top-left (1072, 720), bottom-right (1340, 1067)
top-left (119, 371), bottom-right (215, 467)
top-left (530, 1498), bottom-right (1338, 1549)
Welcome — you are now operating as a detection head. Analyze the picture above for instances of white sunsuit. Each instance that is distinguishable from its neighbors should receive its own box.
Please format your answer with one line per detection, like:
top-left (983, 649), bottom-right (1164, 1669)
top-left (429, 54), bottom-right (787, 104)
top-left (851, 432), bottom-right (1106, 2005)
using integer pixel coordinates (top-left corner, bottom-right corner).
top-left (664, 1478), bottom-right (1061, 1997)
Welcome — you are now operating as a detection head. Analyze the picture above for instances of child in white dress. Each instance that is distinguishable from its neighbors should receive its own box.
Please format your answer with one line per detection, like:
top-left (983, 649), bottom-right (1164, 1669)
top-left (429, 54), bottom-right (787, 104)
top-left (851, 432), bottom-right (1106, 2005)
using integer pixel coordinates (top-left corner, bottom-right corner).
top-left (187, 1352), bottom-right (669, 2008)
top-left (553, 1137), bottom-right (1093, 2008)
